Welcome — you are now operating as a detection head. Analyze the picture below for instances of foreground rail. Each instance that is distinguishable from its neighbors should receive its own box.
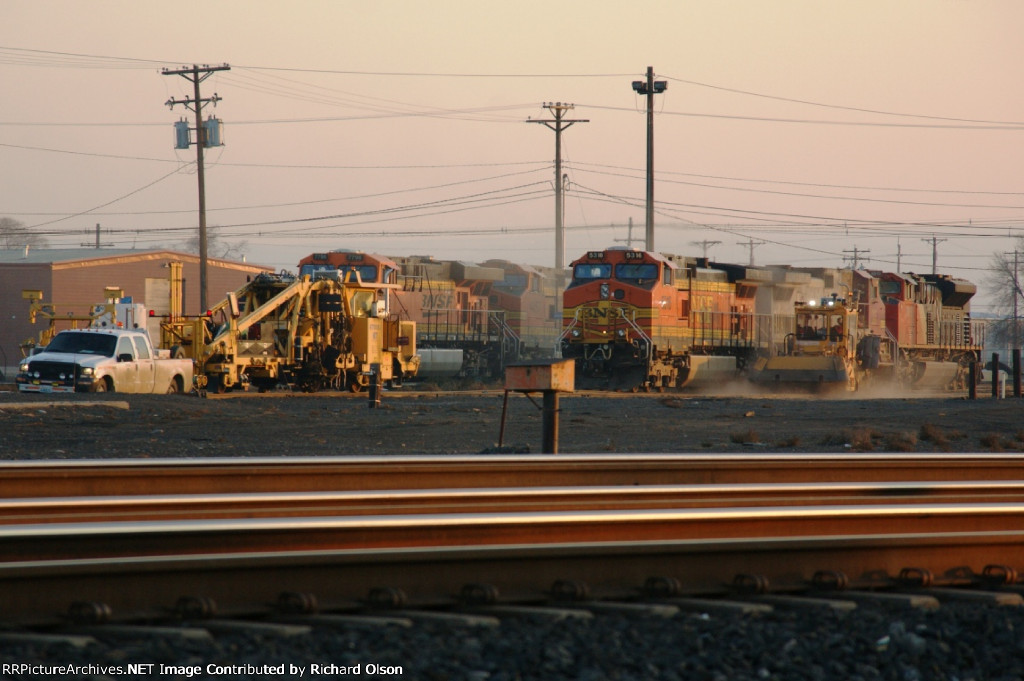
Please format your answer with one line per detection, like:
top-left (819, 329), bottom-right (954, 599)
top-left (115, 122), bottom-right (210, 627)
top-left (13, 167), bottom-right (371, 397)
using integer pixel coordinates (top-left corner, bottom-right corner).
top-left (5, 453), bottom-right (1024, 497)
top-left (2, 456), bottom-right (1024, 626)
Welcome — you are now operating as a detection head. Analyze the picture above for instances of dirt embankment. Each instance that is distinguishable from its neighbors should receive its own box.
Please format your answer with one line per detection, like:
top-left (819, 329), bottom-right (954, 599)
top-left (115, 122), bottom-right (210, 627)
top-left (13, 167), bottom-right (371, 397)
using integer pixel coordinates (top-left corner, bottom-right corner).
top-left (1, 387), bottom-right (1023, 459)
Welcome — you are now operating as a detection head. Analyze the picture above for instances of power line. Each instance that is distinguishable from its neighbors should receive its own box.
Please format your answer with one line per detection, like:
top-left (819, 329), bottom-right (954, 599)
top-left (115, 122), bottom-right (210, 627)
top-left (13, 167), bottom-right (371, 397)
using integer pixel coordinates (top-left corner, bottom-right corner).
top-left (662, 74), bottom-right (1024, 126)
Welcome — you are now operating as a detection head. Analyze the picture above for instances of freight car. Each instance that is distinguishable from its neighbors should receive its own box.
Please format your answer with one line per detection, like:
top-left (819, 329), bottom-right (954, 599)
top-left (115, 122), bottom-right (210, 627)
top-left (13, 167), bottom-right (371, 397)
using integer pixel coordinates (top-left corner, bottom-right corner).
top-left (559, 248), bottom-right (773, 391)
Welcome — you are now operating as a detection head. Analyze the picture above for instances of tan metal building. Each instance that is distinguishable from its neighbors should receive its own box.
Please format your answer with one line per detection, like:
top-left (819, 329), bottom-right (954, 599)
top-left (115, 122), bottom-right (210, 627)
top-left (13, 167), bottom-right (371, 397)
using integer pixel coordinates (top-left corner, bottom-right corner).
top-left (0, 249), bottom-right (272, 377)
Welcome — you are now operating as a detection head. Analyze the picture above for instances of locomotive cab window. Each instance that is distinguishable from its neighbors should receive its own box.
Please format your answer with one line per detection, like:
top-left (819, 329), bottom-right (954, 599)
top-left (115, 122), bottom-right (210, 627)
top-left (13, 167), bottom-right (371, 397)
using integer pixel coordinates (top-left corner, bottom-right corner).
top-left (345, 265), bottom-right (378, 283)
top-left (571, 263), bottom-right (612, 286)
top-left (614, 263), bottom-right (659, 288)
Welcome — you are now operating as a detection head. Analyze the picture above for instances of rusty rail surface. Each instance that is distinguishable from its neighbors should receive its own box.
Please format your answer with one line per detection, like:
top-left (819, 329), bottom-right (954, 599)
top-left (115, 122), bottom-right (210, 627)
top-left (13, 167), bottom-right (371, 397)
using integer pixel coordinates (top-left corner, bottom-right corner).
top-left (4, 480), bottom-right (1024, 524)
top-left (4, 453), bottom-right (1024, 498)
top-left (1, 456), bottom-right (1024, 626)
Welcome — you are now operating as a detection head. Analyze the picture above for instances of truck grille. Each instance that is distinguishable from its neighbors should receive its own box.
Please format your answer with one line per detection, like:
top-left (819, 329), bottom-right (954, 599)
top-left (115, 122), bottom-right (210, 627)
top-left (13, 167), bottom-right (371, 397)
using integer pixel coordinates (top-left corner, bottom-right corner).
top-left (28, 361), bottom-right (77, 381)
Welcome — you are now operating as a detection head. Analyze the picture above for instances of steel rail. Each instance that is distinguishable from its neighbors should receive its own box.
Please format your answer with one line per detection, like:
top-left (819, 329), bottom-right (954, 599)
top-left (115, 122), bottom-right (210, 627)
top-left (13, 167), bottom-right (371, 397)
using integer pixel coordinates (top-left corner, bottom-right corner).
top-left (5, 501), bottom-right (1024, 561)
top-left (2, 456), bottom-right (1024, 626)
top-left (4, 453), bottom-right (1024, 498)
top-left (4, 480), bottom-right (1024, 524)
top-left (1, 501), bottom-right (1024, 624)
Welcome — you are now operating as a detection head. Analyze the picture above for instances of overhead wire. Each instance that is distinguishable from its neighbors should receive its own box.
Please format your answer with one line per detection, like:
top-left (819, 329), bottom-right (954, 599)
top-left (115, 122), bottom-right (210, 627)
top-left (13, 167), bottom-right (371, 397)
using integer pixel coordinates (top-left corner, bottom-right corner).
top-left (3, 45), bottom-right (1024, 279)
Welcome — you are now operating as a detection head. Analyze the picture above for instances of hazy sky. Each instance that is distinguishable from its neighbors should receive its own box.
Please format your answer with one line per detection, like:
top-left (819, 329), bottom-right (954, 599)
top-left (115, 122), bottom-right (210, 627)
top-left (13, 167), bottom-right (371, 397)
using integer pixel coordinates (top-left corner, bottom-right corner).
top-left (3, 0), bottom-right (1023, 311)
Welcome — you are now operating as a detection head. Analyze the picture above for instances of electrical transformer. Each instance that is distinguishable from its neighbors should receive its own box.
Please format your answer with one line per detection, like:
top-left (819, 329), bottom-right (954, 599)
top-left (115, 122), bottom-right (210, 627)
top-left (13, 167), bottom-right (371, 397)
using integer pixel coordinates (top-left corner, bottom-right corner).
top-left (173, 120), bottom-right (190, 150)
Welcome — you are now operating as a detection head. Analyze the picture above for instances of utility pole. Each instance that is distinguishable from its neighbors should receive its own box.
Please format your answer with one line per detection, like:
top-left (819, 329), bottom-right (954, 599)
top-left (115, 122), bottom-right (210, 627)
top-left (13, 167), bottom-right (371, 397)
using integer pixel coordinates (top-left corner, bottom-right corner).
top-left (737, 239), bottom-right (764, 266)
top-left (690, 239), bottom-right (721, 260)
top-left (527, 103), bottom-right (588, 271)
top-left (163, 63), bottom-right (230, 314)
top-left (843, 246), bottom-right (870, 269)
top-left (1005, 249), bottom-right (1022, 352)
top-left (921, 236), bottom-right (947, 275)
top-left (80, 223), bottom-right (111, 249)
top-left (631, 67), bottom-right (667, 252)
top-left (1016, 249), bottom-right (1020, 352)
top-left (614, 217), bottom-right (642, 249)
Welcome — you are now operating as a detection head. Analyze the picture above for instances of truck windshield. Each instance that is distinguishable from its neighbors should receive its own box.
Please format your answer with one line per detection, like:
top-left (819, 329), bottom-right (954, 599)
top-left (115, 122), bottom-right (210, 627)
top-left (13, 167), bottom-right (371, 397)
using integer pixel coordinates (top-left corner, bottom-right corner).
top-left (46, 332), bottom-right (117, 356)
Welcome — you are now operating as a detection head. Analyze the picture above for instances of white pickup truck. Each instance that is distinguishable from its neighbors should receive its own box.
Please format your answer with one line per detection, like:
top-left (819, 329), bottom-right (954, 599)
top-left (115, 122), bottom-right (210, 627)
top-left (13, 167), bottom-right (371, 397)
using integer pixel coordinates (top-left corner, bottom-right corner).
top-left (16, 328), bottom-right (193, 394)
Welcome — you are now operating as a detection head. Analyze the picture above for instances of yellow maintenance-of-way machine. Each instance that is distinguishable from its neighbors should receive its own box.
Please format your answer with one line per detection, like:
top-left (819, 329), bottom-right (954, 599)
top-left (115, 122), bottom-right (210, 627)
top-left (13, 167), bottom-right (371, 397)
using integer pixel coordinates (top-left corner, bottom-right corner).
top-left (159, 268), bottom-right (420, 393)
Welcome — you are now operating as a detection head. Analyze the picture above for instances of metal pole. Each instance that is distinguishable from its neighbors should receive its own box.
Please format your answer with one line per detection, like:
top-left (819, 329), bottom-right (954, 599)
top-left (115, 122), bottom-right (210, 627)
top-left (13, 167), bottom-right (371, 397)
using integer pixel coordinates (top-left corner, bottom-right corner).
top-left (541, 390), bottom-right (559, 454)
top-left (1013, 348), bottom-right (1021, 398)
top-left (645, 66), bottom-right (655, 252)
top-left (1014, 249), bottom-right (1020, 355)
top-left (992, 352), bottom-right (1000, 399)
top-left (368, 363), bottom-right (380, 409)
top-left (498, 389), bottom-right (510, 447)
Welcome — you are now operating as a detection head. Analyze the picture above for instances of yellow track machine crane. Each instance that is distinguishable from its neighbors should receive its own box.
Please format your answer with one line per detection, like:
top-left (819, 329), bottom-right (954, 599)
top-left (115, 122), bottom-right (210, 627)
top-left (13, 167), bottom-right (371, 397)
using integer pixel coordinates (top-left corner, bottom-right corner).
top-left (159, 271), bottom-right (419, 393)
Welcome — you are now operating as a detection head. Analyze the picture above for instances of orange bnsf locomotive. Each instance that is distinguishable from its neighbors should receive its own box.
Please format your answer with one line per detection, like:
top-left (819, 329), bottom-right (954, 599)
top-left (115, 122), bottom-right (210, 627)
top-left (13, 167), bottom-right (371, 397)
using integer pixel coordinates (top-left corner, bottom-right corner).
top-left (560, 248), bottom-right (768, 391)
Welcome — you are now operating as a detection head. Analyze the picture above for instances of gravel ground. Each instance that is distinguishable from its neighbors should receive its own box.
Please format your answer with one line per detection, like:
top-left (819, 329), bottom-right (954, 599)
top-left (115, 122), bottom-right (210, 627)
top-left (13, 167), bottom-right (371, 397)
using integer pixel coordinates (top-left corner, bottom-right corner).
top-left (1, 386), bottom-right (1023, 458)
top-left (1, 599), bottom-right (1022, 680)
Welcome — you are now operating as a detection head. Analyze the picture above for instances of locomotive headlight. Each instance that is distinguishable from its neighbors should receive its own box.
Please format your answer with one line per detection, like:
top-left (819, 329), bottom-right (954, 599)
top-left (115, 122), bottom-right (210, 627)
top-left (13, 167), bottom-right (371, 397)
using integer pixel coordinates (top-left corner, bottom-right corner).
top-left (617, 329), bottom-right (626, 338)
top-left (571, 329), bottom-right (581, 338)
top-left (600, 283), bottom-right (609, 299)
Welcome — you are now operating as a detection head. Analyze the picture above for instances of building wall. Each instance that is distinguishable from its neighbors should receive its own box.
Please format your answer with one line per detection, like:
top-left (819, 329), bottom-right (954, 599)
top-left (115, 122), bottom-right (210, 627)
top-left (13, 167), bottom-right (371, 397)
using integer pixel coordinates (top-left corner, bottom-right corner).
top-left (1, 251), bottom-right (271, 377)
top-left (0, 264), bottom-right (53, 374)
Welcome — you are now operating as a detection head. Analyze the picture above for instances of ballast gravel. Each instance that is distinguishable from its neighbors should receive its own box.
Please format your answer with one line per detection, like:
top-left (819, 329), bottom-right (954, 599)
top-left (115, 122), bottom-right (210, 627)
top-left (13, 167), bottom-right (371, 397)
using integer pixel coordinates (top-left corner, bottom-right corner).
top-left (2, 600), bottom-right (1023, 680)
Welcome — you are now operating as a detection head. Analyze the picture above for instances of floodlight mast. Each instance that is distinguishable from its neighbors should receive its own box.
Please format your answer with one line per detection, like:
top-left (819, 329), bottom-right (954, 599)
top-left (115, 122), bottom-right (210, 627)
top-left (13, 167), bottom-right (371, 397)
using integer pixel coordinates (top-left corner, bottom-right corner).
top-left (162, 63), bottom-right (230, 315)
top-left (631, 67), bottom-right (666, 252)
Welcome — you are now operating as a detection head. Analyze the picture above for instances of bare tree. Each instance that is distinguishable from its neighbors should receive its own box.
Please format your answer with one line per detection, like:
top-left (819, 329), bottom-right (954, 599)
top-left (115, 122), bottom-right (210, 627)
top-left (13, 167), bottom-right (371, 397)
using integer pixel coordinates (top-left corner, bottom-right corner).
top-left (984, 236), bottom-right (1024, 350)
top-left (182, 224), bottom-right (248, 262)
top-left (0, 217), bottom-right (48, 249)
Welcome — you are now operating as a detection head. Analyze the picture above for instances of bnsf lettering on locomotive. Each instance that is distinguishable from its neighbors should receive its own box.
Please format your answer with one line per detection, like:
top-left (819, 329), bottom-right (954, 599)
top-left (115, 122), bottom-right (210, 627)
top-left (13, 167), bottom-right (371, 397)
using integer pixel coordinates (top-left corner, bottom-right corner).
top-left (693, 295), bottom-right (713, 311)
top-left (581, 307), bottom-right (611, 319)
top-left (624, 251), bottom-right (644, 261)
top-left (423, 293), bottom-right (455, 309)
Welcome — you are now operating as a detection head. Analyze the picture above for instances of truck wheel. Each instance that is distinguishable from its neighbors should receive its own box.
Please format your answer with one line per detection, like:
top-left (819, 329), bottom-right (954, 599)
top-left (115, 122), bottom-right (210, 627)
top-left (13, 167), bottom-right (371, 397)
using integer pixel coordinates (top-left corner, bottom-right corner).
top-left (167, 377), bottom-right (183, 394)
top-left (92, 378), bottom-right (110, 393)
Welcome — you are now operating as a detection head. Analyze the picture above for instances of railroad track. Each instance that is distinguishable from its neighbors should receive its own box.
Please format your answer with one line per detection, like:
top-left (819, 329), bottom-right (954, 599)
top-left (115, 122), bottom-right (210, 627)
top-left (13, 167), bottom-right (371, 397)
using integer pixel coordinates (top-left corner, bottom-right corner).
top-left (2, 455), bottom-right (1023, 629)
top-left (5, 453), bottom-right (1024, 497)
